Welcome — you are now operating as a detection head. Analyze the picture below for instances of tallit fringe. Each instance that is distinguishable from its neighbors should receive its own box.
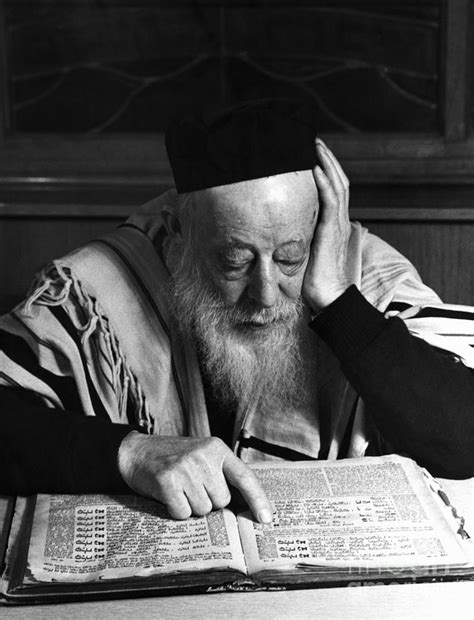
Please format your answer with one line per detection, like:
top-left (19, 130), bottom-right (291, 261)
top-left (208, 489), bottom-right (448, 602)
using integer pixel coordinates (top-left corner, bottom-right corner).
top-left (22, 262), bottom-right (154, 432)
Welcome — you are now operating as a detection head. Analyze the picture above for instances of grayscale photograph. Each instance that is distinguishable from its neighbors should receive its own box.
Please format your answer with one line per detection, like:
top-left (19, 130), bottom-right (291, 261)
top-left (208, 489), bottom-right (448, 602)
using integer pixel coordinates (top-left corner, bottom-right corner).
top-left (0, 1), bottom-right (472, 618)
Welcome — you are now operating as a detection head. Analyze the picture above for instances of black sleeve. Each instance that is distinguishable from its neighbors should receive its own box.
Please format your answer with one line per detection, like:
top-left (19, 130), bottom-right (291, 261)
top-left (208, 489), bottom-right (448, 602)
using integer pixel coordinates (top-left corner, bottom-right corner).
top-left (0, 387), bottom-right (134, 496)
top-left (310, 285), bottom-right (474, 479)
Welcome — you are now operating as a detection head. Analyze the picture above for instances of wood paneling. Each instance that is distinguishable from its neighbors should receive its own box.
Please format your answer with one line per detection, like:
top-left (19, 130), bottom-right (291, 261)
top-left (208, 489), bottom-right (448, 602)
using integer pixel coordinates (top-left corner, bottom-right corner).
top-left (443, 0), bottom-right (471, 141)
top-left (363, 221), bottom-right (474, 304)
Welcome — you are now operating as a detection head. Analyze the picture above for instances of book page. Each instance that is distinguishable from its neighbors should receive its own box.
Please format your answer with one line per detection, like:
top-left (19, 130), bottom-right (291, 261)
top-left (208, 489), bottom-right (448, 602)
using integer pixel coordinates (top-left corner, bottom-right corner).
top-left (238, 455), bottom-right (468, 574)
top-left (26, 494), bottom-right (247, 583)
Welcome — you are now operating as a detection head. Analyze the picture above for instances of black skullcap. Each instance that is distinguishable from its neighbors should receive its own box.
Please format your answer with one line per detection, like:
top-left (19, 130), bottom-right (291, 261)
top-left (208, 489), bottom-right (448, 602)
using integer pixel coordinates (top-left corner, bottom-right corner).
top-left (166, 99), bottom-right (318, 193)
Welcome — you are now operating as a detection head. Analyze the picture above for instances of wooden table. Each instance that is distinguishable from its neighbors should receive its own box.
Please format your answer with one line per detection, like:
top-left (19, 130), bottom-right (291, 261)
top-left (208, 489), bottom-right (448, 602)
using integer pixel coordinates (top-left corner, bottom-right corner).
top-left (1, 479), bottom-right (473, 619)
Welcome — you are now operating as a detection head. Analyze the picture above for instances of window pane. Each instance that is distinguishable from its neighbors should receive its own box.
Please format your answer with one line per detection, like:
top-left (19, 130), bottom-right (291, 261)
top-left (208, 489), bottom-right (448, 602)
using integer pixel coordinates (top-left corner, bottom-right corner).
top-left (5, 0), bottom-right (442, 134)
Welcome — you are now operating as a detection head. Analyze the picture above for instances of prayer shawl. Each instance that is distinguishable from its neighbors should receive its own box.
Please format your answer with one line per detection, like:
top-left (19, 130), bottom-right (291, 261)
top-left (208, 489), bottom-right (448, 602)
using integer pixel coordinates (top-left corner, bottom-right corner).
top-left (1, 195), bottom-right (473, 464)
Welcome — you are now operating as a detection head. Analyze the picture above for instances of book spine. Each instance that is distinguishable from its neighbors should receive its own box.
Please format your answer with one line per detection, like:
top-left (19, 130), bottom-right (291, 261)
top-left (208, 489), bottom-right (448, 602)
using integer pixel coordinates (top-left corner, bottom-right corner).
top-left (206, 578), bottom-right (285, 593)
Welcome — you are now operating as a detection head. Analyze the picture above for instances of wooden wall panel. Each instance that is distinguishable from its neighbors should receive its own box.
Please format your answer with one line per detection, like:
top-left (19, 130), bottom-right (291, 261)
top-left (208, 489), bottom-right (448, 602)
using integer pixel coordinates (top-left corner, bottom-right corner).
top-left (364, 222), bottom-right (474, 305)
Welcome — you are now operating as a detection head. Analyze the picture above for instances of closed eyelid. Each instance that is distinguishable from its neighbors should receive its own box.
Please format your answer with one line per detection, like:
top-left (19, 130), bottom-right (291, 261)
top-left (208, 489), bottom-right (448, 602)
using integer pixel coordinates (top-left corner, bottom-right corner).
top-left (274, 249), bottom-right (306, 263)
top-left (220, 247), bottom-right (254, 262)
top-left (277, 260), bottom-right (305, 276)
top-left (275, 254), bottom-right (305, 264)
top-left (273, 240), bottom-right (307, 260)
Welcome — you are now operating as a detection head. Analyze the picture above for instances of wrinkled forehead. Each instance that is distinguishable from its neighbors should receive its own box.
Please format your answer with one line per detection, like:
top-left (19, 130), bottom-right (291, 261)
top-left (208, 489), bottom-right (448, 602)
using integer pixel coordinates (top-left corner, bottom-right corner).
top-left (191, 170), bottom-right (318, 241)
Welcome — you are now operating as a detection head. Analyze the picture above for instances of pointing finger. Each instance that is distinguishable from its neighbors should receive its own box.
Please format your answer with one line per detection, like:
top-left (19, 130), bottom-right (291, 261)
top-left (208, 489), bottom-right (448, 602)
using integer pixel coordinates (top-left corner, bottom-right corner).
top-left (223, 454), bottom-right (273, 523)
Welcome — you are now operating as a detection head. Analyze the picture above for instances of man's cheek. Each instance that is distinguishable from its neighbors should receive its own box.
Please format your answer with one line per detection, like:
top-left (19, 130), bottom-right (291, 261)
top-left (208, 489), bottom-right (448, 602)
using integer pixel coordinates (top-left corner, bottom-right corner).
top-left (280, 273), bottom-right (305, 302)
top-left (201, 265), bottom-right (246, 307)
top-left (218, 280), bottom-right (247, 307)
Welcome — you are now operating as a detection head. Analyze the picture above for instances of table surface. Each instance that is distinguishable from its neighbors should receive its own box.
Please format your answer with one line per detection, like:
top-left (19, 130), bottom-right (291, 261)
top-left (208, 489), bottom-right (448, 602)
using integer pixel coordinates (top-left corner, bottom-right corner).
top-left (1, 478), bottom-right (473, 619)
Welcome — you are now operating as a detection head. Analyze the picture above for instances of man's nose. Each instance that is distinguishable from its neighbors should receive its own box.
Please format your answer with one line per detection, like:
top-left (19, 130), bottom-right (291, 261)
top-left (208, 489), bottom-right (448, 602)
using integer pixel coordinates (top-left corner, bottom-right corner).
top-left (247, 260), bottom-right (279, 308)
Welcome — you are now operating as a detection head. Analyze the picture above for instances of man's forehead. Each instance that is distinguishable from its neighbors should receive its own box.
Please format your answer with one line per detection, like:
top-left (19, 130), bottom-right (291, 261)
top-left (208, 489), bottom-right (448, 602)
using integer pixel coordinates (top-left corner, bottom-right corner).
top-left (192, 170), bottom-right (317, 225)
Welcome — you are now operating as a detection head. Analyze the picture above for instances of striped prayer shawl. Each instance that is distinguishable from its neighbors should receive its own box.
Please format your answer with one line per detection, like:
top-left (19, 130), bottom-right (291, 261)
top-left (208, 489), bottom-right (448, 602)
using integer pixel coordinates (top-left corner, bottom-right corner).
top-left (1, 196), bottom-right (473, 464)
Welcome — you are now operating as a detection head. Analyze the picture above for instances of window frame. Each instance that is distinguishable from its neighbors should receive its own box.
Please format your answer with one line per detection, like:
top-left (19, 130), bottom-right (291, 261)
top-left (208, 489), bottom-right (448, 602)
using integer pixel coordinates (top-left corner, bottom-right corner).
top-left (0, 0), bottom-right (472, 191)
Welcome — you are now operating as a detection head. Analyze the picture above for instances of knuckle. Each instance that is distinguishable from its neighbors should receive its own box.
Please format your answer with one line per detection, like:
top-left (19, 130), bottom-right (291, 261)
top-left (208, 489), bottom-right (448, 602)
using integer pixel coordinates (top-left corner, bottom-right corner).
top-left (156, 465), bottom-right (179, 491)
top-left (168, 502), bottom-right (192, 520)
top-left (198, 437), bottom-right (227, 463)
top-left (234, 463), bottom-right (251, 478)
top-left (192, 498), bottom-right (213, 517)
top-left (212, 490), bottom-right (232, 510)
top-left (193, 437), bottom-right (224, 457)
top-left (206, 436), bottom-right (226, 450)
top-left (233, 467), bottom-right (255, 488)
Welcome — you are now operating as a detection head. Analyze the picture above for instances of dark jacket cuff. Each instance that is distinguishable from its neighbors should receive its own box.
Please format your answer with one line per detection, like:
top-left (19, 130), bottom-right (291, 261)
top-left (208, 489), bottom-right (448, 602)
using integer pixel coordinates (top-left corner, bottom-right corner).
top-left (309, 285), bottom-right (388, 359)
top-left (69, 418), bottom-right (134, 494)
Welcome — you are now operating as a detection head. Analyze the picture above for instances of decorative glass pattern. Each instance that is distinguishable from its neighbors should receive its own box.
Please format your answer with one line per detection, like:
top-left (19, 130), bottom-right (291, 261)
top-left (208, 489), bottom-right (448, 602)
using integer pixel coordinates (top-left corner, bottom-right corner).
top-left (5, 1), bottom-right (442, 133)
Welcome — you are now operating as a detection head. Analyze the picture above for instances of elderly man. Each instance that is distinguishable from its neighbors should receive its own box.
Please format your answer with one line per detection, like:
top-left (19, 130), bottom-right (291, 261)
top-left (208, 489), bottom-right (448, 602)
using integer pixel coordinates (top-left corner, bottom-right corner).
top-left (1, 101), bottom-right (473, 522)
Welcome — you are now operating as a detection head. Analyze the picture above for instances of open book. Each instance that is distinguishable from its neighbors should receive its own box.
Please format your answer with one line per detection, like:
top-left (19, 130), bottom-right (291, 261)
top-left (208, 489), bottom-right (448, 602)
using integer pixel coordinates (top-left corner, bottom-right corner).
top-left (1, 455), bottom-right (473, 604)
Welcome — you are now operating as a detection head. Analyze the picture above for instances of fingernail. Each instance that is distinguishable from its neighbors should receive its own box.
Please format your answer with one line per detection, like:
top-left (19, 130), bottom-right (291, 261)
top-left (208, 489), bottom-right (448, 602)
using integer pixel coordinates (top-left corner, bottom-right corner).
top-left (258, 508), bottom-right (273, 524)
top-left (316, 138), bottom-right (325, 148)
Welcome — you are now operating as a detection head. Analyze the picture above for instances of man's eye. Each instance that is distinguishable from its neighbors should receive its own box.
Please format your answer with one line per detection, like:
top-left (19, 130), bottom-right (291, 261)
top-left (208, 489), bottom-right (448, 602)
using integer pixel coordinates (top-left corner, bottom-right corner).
top-left (222, 261), bottom-right (251, 271)
top-left (276, 258), bottom-right (305, 274)
top-left (277, 258), bottom-right (303, 267)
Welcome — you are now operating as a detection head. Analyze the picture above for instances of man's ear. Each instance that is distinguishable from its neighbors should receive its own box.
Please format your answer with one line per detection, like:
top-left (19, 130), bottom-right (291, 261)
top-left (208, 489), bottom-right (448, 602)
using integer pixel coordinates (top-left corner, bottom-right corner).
top-left (162, 208), bottom-right (182, 239)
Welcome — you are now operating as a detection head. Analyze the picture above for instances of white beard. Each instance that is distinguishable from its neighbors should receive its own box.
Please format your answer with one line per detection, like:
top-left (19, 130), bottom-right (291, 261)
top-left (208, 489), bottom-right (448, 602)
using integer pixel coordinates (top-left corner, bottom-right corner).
top-left (167, 237), bottom-right (316, 415)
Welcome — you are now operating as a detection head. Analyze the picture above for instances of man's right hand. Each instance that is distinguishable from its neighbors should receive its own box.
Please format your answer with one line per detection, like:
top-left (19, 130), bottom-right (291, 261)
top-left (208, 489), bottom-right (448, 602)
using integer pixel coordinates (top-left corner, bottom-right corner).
top-left (117, 432), bottom-right (273, 523)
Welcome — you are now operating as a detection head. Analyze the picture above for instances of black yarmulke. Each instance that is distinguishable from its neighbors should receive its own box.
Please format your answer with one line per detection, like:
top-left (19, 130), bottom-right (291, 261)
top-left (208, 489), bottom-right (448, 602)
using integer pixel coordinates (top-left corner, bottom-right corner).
top-left (166, 99), bottom-right (318, 193)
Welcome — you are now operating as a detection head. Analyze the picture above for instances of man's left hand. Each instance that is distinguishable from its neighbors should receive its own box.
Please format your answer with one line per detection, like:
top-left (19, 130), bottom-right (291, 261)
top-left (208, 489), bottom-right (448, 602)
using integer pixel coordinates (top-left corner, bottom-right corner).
top-left (303, 138), bottom-right (352, 312)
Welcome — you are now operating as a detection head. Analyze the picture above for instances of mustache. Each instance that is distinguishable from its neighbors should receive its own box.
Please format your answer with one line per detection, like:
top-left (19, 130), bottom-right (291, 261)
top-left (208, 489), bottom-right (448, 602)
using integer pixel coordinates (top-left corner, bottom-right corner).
top-left (223, 299), bottom-right (303, 327)
top-left (186, 278), bottom-right (304, 332)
